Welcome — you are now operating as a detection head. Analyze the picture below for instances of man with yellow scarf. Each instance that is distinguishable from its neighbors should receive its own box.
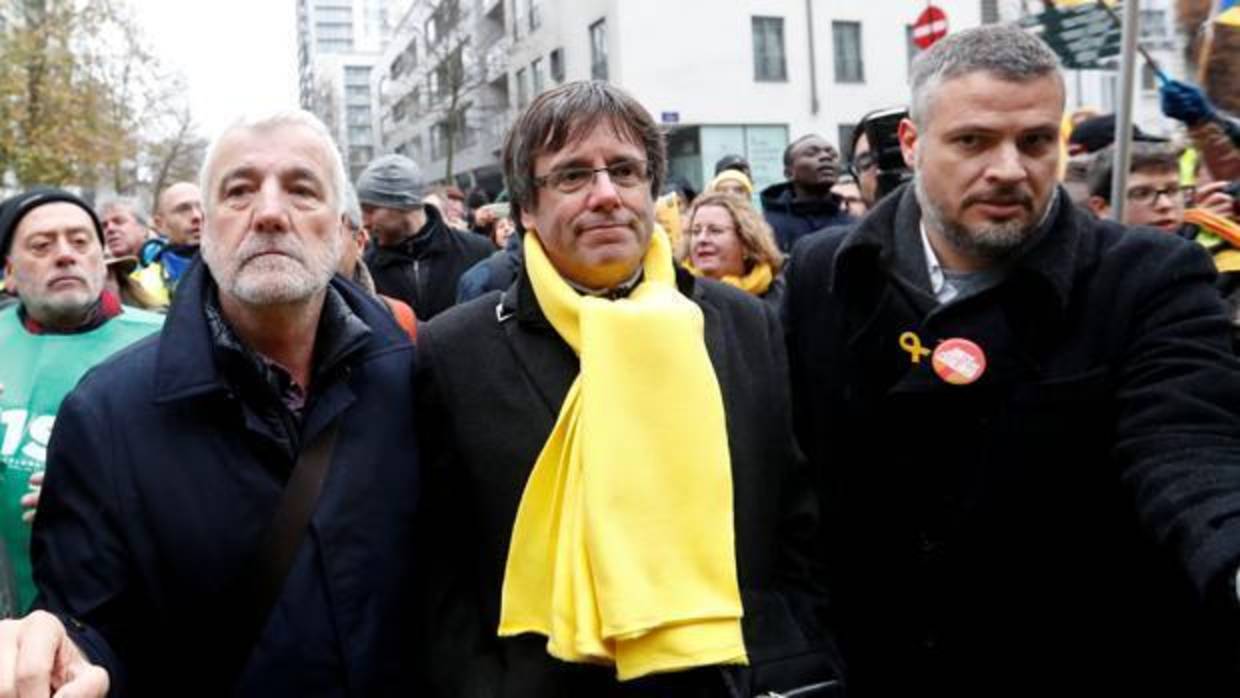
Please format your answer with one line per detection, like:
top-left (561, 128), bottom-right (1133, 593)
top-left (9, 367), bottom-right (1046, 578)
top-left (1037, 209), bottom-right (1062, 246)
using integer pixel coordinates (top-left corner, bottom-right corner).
top-left (414, 81), bottom-right (840, 697)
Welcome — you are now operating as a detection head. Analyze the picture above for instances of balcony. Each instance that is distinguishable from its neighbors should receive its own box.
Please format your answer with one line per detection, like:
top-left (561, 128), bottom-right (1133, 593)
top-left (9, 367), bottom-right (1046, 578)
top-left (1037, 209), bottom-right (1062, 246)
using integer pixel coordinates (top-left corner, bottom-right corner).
top-left (482, 39), bottom-right (511, 85)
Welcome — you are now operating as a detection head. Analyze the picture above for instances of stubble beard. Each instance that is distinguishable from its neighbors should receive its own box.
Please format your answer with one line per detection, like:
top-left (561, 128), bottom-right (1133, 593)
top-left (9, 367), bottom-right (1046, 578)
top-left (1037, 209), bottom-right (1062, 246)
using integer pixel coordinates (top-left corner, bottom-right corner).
top-left (914, 173), bottom-right (1041, 262)
top-left (203, 228), bottom-right (342, 306)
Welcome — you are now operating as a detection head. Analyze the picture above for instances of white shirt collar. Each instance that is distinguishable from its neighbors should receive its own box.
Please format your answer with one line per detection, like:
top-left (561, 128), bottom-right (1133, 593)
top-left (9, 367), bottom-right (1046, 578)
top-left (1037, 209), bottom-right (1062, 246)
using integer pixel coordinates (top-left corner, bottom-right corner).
top-left (918, 220), bottom-right (954, 303)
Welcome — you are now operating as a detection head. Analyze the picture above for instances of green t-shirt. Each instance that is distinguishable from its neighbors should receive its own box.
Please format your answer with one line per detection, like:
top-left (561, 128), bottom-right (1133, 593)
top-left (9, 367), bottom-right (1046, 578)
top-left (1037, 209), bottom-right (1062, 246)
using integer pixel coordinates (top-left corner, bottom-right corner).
top-left (0, 306), bottom-right (163, 612)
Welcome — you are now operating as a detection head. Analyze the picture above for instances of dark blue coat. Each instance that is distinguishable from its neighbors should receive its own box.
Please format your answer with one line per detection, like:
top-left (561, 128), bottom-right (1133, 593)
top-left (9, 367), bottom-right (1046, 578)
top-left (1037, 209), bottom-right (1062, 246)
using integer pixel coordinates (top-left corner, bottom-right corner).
top-left (31, 260), bottom-right (421, 697)
top-left (759, 182), bottom-right (853, 252)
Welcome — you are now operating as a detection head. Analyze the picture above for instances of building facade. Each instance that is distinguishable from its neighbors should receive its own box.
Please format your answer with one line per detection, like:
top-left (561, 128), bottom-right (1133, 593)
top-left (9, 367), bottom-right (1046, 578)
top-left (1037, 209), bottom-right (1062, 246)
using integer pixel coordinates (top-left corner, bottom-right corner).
top-left (297, 0), bottom-right (406, 180)
top-left (371, 0), bottom-right (1194, 197)
top-left (375, 0), bottom-right (510, 194)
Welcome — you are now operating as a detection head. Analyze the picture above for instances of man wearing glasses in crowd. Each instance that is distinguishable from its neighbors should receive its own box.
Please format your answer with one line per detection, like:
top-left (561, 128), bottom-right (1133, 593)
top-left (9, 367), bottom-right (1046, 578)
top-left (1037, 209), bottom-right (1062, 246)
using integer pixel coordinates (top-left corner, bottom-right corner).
top-left (414, 80), bottom-right (838, 696)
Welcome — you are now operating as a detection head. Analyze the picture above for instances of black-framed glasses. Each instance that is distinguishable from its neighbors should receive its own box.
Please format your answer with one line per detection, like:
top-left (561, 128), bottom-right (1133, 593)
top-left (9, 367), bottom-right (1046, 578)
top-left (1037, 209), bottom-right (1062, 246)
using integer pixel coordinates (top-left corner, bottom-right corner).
top-left (848, 152), bottom-right (877, 179)
top-left (1125, 184), bottom-right (1181, 205)
top-left (532, 160), bottom-right (650, 194)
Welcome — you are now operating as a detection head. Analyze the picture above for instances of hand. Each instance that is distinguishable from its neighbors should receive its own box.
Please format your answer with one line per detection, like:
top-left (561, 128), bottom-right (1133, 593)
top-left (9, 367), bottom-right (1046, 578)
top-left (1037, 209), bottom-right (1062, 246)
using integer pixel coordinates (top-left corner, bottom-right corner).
top-left (20, 472), bottom-right (42, 526)
top-left (0, 611), bottom-right (108, 698)
top-left (1160, 79), bottom-right (1215, 127)
top-left (1193, 181), bottom-right (1238, 221)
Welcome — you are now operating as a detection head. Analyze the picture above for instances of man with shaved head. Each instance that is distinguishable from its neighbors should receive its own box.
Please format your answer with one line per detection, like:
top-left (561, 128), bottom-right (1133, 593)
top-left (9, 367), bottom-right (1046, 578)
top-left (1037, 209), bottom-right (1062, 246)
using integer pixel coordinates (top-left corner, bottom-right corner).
top-left (137, 181), bottom-right (205, 303)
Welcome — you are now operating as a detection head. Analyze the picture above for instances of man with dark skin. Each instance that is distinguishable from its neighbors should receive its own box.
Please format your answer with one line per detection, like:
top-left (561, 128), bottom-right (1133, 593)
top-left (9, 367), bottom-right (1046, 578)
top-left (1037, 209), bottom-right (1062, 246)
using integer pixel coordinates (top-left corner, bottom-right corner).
top-left (759, 134), bottom-right (853, 251)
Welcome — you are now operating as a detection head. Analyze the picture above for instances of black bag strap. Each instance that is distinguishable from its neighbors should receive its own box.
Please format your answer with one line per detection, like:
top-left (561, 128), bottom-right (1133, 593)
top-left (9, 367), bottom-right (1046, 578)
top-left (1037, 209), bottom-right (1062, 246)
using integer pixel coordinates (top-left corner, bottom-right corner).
top-left (227, 422), bottom-right (341, 684)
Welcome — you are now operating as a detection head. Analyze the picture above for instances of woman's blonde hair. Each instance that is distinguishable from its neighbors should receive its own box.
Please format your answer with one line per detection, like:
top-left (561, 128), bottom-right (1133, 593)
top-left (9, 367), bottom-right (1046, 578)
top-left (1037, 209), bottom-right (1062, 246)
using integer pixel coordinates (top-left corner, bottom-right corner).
top-left (682, 192), bottom-right (783, 273)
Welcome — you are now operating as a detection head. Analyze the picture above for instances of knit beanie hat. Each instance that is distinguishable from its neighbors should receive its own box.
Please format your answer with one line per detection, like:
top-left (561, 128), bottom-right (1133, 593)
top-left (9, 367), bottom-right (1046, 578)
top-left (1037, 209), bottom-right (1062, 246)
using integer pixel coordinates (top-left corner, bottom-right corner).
top-left (0, 188), bottom-right (105, 266)
top-left (709, 169), bottom-right (755, 195)
top-left (355, 154), bottom-right (426, 211)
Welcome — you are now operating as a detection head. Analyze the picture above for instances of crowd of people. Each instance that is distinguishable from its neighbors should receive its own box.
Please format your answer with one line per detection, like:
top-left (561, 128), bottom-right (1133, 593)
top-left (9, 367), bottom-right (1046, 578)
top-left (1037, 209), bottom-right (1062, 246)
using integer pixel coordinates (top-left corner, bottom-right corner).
top-left (0, 22), bottom-right (1239, 697)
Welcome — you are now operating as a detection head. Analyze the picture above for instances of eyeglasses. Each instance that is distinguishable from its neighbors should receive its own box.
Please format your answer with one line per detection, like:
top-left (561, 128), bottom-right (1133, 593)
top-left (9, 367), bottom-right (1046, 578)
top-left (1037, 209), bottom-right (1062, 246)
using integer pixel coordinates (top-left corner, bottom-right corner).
top-left (532, 160), bottom-right (650, 194)
top-left (1125, 184), bottom-right (1182, 205)
top-left (848, 152), bottom-right (877, 178)
top-left (688, 224), bottom-right (736, 238)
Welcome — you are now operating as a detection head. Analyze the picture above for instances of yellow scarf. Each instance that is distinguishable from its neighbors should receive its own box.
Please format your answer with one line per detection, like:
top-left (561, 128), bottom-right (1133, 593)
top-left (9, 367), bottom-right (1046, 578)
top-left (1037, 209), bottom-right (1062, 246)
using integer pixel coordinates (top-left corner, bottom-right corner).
top-left (684, 260), bottom-right (775, 297)
top-left (499, 226), bottom-right (747, 680)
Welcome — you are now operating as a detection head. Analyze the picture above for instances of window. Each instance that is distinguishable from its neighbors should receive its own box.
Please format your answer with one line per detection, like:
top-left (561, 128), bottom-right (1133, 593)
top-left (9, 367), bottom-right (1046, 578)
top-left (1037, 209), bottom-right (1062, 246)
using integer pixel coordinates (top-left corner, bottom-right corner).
top-left (348, 125), bottom-right (372, 144)
top-left (550, 47), bottom-right (565, 83)
top-left (905, 25), bottom-right (921, 72)
top-left (346, 85), bottom-right (370, 102)
top-left (589, 19), bottom-right (608, 81)
top-left (513, 0), bottom-right (524, 39)
top-left (516, 67), bottom-right (529, 107)
top-left (390, 39), bottom-right (417, 80)
top-left (833, 21), bottom-right (864, 83)
top-left (838, 124), bottom-right (856, 161)
top-left (316, 22), bottom-right (353, 40)
top-left (752, 17), bottom-right (787, 82)
top-left (434, 46), bottom-right (463, 100)
top-left (529, 0), bottom-right (542, 31)
top-left (980, 0), bottom-right (1000, 24)
top-left (430, 125), bottom-right (444, 160)
top-left (1141, 62), bottom-right (1157, 91)
top-left (315, 7), bottom-right (352, 22)
top-left (317, 38), bottom-right (352, 52)
top-left (532, 57), bottom-right (545, 95)
top-left (345, 66), bottom-right (371, 86)
top-left (347, 105), bottom-right (371, 126)
top-left (427, 0), bottom-right (460, 44)
top-left (1140, 9), bottom-right (1168, 40)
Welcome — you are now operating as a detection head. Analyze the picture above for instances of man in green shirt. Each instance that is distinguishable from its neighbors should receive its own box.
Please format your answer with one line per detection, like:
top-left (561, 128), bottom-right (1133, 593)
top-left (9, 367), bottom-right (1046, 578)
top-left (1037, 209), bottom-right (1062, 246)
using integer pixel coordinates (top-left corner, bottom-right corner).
top-left (0, 188), bottom-right (163, 613)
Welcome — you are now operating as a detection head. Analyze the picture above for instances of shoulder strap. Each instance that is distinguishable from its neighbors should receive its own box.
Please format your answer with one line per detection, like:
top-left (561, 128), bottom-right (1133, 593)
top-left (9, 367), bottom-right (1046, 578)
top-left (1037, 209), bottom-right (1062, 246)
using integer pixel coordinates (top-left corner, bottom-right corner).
top-left (227, 422), bottom-right (340, 684)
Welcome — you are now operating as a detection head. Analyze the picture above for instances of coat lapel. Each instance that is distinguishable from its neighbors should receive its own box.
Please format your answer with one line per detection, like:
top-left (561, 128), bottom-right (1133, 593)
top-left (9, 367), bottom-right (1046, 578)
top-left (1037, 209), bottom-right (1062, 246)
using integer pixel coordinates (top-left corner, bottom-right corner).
top-left (503, 273), bottom-right (579, 419)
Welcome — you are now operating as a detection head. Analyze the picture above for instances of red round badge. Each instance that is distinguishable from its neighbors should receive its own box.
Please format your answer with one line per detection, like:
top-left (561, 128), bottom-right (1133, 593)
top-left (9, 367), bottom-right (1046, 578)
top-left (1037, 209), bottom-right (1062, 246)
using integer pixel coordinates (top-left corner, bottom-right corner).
top-left (932, 338), bottom-right (987, 385)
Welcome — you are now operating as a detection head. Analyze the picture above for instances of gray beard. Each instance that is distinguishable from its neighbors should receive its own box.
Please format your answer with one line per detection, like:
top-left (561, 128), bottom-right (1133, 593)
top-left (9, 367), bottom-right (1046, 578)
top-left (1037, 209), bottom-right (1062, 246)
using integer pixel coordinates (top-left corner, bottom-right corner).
top-left (914, 173), bottom-right (1043, 262)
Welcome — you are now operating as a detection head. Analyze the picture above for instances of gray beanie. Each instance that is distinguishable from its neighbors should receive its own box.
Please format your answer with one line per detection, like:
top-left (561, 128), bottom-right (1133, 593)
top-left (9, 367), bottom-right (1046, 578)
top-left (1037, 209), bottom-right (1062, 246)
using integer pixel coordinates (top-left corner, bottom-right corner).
top-left (355, 154), bottom-right (425, 210)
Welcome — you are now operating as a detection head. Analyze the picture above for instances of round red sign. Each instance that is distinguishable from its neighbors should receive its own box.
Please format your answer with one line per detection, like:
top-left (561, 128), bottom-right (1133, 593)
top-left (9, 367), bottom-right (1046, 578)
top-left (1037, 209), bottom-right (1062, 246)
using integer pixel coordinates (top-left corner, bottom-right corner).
top-left (912, 5), bottom-right (949, 49)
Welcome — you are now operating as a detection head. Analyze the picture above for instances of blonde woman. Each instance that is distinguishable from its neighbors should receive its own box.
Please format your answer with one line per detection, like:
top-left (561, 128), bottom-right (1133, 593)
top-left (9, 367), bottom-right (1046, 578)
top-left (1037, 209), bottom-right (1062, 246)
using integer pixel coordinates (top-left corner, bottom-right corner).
top-left (682, 192), bottom-right (785, 308)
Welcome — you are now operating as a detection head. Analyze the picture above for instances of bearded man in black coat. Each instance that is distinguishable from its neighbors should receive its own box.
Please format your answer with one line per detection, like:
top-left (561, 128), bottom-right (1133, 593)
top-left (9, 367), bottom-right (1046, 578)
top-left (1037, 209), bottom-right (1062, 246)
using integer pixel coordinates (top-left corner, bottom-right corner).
top-left (785, 24), bottom-right (1240, 697)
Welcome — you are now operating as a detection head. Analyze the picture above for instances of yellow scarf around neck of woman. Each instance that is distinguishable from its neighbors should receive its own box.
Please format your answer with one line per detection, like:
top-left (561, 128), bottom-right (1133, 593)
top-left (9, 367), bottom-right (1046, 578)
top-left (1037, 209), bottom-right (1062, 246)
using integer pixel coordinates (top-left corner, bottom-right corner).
top-left (684, 260), bottom-right (774, 297)
top-left (498, 226), bottom-right (747, 680)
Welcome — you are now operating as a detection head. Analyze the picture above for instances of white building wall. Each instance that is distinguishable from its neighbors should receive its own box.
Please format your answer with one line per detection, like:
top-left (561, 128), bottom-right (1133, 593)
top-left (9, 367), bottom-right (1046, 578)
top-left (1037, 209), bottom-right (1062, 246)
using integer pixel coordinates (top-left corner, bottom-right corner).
top-left (373, 0), bottom-right (1190, 193)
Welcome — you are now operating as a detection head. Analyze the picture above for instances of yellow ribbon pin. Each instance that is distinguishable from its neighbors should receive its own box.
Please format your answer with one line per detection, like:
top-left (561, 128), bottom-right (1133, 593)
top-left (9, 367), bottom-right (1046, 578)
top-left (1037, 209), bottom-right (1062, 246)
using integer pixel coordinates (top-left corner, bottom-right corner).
top-left (899, 331), bottom-right (932, 364)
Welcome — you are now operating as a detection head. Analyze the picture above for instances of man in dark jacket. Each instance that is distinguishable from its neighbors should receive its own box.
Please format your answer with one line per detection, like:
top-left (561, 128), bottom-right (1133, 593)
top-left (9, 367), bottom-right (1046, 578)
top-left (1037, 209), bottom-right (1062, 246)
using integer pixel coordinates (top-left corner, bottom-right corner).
top-left (0, 110), bottom-right (420, 697)
top-left (417, 81), bottom-right (838, 698)
top-left (357, 153), bottom-right (493, 320)
top-left (760, 134), bottom-right (853, 251)
top-left (784, 25), bottom-right (1240, 696)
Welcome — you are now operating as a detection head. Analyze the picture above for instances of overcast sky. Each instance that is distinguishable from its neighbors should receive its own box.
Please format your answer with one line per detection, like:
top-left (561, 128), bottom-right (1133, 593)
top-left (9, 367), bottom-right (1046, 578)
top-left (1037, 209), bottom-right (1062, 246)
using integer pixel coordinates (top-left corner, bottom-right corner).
top-left (130, 0), bottom-right (301, 139)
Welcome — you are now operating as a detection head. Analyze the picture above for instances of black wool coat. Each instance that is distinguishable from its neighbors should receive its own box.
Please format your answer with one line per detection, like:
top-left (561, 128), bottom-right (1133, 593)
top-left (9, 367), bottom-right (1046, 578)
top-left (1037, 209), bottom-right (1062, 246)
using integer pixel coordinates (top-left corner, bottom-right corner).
top-left (414, 266), bottom-right (837, 697)
top-left (365, 204), bottom-right (494, 321)
top-left (784, 184), bottom-right (1240, 696)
